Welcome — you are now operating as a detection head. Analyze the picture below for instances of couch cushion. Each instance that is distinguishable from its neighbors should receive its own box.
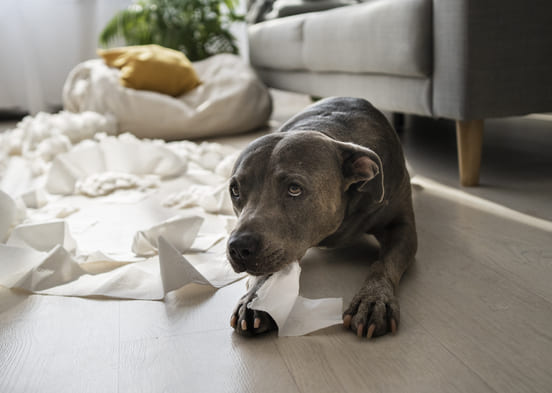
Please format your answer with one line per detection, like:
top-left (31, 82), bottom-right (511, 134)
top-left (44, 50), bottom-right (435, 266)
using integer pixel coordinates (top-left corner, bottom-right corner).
top-left (249, 14), bottom-right (307, 71)
top-left (248, 0), bottom-right (432, 77)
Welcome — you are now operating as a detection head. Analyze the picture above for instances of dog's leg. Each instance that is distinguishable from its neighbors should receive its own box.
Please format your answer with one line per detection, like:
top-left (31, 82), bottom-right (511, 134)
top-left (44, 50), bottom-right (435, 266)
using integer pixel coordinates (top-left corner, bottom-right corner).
top-left (230, 274), bottom-right (278, 336)
top-left (343, 207), bottom-right (417, 338)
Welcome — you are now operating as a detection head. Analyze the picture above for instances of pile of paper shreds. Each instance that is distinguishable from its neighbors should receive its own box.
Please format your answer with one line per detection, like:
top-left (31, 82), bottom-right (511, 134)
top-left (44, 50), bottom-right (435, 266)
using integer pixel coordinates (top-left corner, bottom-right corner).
top-left (0, 111), bottom-right (342, 336)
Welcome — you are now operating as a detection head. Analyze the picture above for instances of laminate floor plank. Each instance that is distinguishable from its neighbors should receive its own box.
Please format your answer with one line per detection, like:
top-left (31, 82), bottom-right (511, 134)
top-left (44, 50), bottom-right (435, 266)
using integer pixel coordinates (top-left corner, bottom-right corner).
top-left (119, 280), bottom-right (247, 342)
top-left (412, 186), bottom-right (552, 302)
top-left (400, 191), bottom-right (552, 393)
top-left (0, 292), bottom-right (120, 393)
top-left (274, 316), bottom-right (496, 393)
top-left (118, 329), bottom-right (301, 393)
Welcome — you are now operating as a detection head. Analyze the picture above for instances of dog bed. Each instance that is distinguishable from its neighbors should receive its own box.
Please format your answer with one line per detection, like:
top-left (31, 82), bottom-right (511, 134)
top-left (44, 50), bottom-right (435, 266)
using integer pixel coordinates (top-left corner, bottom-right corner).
top-left (63, 54), bottom-right (272, 140)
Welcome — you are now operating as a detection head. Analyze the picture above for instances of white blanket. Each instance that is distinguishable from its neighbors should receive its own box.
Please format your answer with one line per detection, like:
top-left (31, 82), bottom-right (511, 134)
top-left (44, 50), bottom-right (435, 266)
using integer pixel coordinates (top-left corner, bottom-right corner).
top-left (63, 54), bottom-right (273, 140)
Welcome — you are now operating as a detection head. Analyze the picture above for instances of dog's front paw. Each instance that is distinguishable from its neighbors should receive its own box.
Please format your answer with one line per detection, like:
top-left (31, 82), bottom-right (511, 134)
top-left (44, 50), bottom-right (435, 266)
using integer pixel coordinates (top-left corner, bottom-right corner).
top-left (230, 292), bottom-right (277, 337)
top-left (343, 277), bottom-right (399, 339)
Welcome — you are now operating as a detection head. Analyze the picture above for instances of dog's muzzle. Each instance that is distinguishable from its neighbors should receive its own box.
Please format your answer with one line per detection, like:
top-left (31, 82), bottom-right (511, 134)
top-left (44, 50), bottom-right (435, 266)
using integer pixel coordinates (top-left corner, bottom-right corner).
top-left (227, 232), bottom-right (262, 273)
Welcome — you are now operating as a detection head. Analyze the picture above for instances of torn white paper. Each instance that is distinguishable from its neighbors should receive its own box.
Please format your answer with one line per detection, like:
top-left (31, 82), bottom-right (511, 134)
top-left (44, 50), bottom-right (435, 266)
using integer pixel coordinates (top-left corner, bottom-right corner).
top-left (0, 226), bottom-right (243, 300)
top-left (75, 172), bottom-right (160, 197)
top-left (25, 203), bottom-right (79, 222)
top-left (0, 111), bottom-right (117, 183)
top-left (158, 236), bottom-right (213, 292)
top-left (279, 296), bottom-right (344, 337)
top-left (46, 136), bottom-right (186, 195)
top-left (20, 188), bottom-right (48, 209)
top-left (0, 190), bottom-right (24, 242)
top-left (188, 233), bottom-right (226, 253)
top-left (248, 261), bottom-right (343, 337)
top-left (1, 111), bottom-right (116, 156)
top-left (163, 182), bottom-right (233, 215)
top-left (132, 215), bottom-right (205, 257)
top-left (7, 220), bottom-right (76, 254)
top-left (249, 262), bottom-right (301, 328)
top-left (0, 244), bottom-right (86, 292)
top-left (40, 257), bottom-right (165, 299)
top-left (165, 140), bottom-right (238, 172)
top-left (182, 241), bottom-right (245, 288)
top-left (158, 235), bottom-right (245, 292)
top-left (0, 109), bottom-right (344, 336)
top-left (54, 196), bottom-right (178, 263)
top-left (0, 157), bottom-right (35, 197)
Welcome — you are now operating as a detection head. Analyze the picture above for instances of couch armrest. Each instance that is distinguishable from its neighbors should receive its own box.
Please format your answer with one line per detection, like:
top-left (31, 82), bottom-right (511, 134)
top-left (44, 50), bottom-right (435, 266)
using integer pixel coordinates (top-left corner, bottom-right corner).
top-left (432, 0), bottom-right (552, 120)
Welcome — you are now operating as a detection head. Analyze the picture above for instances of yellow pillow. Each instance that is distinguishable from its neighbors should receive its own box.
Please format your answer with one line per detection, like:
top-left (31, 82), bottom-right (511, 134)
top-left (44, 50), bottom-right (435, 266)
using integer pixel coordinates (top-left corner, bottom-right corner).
top-left (98, 45), bottom-right (201, 97)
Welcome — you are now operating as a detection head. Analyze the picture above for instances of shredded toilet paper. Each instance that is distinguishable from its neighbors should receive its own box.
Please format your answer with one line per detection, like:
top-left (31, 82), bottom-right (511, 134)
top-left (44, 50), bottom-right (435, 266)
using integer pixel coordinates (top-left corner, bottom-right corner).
top-left (0, 110), bottom-right (344, 336)
top-left (7, 220), bottom-right (76, 253)
top-left (0, 217), bottom-right (243, 300)
top-left (76, 172), bottom-right (160, 197)
top-left (0, 111), bottom-right (117, 178)
top-left (163, 182), bottom-right (233, 215)
top-left (132, 215), bottom-right (205, 256)
top-left (46, 135), bottom-right (186, 195)
top-left (248, 262), bottom-right (343, 337)
top-left (0, 190), bottom-right (25, 242)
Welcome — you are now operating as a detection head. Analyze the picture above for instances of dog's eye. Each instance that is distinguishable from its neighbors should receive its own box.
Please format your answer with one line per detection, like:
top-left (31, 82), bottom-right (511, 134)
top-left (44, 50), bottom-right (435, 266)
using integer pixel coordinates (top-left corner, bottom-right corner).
top-left (230, 184), bottom-right (240, 198)
top-left (288, 184), bottom-right (302, 197)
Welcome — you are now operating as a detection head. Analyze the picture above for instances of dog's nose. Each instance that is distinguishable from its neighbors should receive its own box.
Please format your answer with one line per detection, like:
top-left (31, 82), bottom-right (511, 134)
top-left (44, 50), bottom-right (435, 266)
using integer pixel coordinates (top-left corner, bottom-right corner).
top-left (227, 232), bottom-right (261, 269)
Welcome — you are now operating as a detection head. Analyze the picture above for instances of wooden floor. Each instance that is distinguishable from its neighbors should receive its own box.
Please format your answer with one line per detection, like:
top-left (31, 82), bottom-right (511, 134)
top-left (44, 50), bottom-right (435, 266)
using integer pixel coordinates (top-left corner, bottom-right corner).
top-left (1, 91), bottom-right (551, 393)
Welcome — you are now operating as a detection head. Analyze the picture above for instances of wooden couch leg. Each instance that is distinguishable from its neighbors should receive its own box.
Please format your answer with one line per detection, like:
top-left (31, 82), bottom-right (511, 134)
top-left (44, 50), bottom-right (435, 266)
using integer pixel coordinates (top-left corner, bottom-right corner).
top-left (456, 119), bottom-right (484, 186)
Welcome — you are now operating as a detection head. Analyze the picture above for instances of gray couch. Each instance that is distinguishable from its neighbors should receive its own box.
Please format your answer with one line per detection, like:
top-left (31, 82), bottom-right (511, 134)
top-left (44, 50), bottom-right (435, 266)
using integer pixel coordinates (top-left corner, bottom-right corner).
top-left (247, 0), bottom-right (552, 186)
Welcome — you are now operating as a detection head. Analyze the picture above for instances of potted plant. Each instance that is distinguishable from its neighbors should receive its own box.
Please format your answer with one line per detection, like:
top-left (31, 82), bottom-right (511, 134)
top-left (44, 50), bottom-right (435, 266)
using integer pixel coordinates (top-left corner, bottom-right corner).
top-left (99, 0), bottom-right (244, 61)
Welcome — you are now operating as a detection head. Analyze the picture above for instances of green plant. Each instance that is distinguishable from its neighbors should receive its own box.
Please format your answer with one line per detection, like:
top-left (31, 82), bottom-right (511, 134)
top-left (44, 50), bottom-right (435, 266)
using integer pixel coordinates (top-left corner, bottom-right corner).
top-left (99, 0), bottom-right (244, 61)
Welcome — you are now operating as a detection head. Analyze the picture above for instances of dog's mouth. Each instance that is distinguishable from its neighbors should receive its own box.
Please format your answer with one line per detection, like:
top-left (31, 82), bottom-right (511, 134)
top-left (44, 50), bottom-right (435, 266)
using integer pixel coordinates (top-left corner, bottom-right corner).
top-left (244, 266), bottom-right (279, 276)
top-left (227, 247), bottom-right (295, 276)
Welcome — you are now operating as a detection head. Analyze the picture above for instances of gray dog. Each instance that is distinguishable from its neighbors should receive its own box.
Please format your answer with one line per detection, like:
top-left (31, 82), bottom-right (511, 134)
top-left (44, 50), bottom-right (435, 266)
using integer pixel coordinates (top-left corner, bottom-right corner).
top-left (227, 97), bottom-right (417, 338)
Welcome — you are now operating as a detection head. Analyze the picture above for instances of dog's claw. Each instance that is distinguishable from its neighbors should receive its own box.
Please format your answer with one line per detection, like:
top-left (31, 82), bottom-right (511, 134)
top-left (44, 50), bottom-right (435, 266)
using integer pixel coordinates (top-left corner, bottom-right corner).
top-left (366, 324), bottom-right (376, 339)
top-left (390, 319), bottom-right (397, 334)
top-left (343, 277), bottom-right (401, 339)
top-left (343, 314), bottom-right (352, 328)
top-left (231, 283), bottom-right (278, 336)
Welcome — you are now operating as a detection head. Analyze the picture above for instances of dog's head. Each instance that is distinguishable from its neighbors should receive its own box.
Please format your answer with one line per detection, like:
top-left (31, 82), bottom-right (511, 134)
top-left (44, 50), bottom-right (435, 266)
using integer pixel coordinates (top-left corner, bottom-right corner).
top-left (226, 131), bottom-right (383, 275)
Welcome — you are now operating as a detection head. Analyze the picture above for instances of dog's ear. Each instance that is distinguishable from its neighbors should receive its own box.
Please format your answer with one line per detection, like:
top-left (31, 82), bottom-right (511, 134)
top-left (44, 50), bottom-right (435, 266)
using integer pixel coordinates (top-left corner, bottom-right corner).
top-left (336, 141), bottom-right (385, 202)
